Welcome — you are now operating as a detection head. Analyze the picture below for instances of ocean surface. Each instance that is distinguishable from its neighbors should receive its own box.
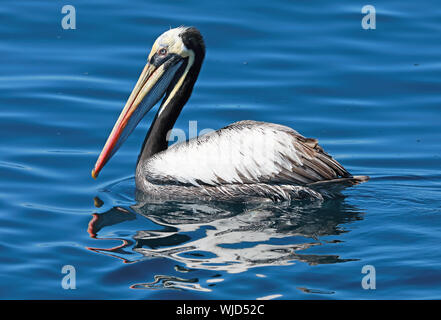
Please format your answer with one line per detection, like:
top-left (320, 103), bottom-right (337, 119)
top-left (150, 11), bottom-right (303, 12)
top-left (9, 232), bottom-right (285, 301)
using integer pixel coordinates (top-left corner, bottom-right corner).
top-left (1, 0), bottom-right (440, 299)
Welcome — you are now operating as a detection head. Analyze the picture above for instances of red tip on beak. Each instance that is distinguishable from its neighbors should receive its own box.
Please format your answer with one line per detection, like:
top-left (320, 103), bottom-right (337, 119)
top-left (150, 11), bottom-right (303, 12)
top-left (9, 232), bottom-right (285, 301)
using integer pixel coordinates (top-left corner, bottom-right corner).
top-left (91, 124), bottom-right (123, 179)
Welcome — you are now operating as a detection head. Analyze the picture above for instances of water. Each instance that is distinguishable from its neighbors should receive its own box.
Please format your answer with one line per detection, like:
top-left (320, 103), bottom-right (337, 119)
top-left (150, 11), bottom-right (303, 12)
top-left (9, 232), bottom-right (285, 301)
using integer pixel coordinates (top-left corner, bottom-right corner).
top-left (1, 0), bottom-right (440, 299)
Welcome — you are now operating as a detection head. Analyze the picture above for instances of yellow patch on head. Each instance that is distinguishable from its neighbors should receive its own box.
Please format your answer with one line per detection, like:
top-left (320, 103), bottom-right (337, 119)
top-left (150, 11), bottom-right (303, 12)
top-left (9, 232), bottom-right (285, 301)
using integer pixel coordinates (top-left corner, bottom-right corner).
top-left (148, 27), bottom-right (191, 61)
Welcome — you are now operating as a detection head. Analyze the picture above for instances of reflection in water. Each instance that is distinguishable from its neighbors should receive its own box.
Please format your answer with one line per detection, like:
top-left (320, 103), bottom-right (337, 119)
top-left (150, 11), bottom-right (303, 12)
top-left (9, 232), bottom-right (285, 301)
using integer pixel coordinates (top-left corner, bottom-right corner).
top-left (87, 191), bottom-right (364, 291)
top-left (87, 205), bottom-right (137, 263)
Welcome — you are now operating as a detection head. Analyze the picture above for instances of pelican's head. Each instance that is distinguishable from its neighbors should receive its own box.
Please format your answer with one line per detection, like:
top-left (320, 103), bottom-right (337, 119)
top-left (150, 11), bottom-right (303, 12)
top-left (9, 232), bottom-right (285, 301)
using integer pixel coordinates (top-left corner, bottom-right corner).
top-left (92, 26), bottom-right (205, 179)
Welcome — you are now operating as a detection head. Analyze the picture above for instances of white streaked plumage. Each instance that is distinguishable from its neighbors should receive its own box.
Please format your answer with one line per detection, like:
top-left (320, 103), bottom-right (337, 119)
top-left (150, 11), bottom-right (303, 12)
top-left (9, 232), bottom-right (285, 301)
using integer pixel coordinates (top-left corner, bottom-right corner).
top-left (143, 120), bottom-right (331, 185)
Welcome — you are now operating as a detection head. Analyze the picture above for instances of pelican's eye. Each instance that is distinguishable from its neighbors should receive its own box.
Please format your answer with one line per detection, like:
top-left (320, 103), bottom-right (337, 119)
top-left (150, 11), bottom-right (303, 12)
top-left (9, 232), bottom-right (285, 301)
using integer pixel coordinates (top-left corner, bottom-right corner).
top-left (158, 48), bottom-right (167, 56)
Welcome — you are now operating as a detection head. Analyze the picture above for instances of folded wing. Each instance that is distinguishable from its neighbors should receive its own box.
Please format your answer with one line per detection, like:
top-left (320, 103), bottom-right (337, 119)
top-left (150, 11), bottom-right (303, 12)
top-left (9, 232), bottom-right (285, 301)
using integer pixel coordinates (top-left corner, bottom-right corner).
top-left (143, 120), bottom-right (352, 187)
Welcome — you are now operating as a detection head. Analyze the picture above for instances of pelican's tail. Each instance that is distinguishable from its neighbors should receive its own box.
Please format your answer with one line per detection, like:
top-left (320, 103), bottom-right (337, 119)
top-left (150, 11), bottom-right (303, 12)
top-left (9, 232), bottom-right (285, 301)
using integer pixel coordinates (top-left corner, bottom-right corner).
top-left (306, 175), bottom-right (369, 197)
top-left (350, 175), bottom-right (370, 184)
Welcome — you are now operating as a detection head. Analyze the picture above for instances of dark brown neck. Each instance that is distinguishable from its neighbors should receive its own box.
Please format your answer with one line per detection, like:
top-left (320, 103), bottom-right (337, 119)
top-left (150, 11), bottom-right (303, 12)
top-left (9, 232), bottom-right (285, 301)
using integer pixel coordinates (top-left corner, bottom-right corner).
top-left (137, 92), bottom-right (185, 164)
top-left (137, 55), bottom-right (203, 165)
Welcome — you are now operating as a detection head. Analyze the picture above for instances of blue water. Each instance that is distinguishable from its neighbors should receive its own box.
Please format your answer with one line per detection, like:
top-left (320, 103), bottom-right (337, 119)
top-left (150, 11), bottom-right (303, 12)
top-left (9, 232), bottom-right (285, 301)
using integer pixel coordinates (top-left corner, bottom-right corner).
top-left (1, 0), bottom-right (440, 299)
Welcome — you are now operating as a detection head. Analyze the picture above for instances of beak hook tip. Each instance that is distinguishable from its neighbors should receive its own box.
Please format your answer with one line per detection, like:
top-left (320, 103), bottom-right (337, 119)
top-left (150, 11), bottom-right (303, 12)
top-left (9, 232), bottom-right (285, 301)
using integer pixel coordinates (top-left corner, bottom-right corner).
top-left (91, 169), bottom-right (98, 180)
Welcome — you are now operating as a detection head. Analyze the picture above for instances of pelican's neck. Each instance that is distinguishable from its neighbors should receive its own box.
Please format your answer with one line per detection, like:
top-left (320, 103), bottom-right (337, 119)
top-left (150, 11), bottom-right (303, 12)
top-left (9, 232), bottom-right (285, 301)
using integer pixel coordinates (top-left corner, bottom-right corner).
top-left (137, 97), bottom-right (184, 164)
top-left (137, 55), bottom-right (203, 165)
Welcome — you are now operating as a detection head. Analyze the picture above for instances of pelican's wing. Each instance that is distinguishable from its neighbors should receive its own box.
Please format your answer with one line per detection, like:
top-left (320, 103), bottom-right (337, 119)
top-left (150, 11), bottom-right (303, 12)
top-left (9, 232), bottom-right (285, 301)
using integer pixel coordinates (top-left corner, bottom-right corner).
top-left (142, 120), bottom-right (351, 187)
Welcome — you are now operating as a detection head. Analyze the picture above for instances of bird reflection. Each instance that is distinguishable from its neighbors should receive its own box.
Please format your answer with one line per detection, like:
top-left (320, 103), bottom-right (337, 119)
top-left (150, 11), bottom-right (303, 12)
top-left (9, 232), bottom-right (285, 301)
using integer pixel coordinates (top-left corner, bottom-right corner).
top-left (87, 204), bottom-right (137, 263)
top-left (87, 192), bottom-right (364, 276)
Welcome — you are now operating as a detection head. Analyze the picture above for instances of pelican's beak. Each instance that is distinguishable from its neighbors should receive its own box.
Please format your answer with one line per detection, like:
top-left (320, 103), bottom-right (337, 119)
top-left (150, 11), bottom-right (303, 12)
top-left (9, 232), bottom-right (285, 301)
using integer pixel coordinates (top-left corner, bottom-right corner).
top-left (92, 55), bottom-right (184, 179)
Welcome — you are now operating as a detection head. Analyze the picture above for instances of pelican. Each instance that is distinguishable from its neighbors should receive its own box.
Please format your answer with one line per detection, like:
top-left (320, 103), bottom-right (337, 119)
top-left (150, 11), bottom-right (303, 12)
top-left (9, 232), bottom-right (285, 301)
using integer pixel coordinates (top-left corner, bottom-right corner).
top-left (92, 26), bottom-right (368, 202)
